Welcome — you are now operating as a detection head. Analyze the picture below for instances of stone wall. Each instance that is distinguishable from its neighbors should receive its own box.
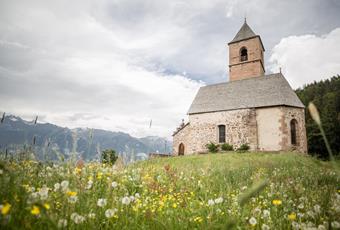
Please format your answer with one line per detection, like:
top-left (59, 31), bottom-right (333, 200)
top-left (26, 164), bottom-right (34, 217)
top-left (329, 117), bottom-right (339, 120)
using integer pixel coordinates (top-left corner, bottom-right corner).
top-left (188, 108), bottom-right (257, 153)
top-left (172, 123), bottom-right (191, 156)
top-left (172, 106), bottom-right (307, 155)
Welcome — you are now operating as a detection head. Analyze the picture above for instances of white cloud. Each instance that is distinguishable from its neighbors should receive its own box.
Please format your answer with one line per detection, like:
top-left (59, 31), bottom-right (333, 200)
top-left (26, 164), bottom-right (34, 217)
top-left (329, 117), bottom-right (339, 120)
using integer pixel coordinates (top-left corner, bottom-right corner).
top-left (269, 28), bottom-right (340, 89)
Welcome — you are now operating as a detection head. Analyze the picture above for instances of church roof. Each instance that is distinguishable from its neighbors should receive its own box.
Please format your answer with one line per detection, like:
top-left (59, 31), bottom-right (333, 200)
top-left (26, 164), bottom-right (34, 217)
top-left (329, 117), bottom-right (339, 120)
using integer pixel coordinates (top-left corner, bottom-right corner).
top-left (188, 73), bottom-right (304, 115)
top-left (228, 21), bottom-right (265, 50)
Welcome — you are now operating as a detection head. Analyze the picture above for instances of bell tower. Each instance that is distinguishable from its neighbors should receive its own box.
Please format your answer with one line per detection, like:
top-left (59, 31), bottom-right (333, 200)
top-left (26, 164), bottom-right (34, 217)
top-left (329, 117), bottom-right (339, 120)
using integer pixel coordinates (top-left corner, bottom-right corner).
top-left (228, 20), bottom-right (265, 81)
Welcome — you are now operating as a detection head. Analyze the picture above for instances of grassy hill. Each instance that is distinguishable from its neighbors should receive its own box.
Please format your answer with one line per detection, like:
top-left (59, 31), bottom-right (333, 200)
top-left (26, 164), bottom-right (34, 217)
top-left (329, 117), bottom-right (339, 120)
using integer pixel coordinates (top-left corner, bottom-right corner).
top-left (0, 153), bottom-right (339, 229)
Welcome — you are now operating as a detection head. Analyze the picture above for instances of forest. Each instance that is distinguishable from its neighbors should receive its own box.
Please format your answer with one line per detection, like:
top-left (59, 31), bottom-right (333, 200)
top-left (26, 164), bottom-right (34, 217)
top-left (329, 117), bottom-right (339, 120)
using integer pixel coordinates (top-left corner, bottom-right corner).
top-left (296, 75), bottom-right (340, 158)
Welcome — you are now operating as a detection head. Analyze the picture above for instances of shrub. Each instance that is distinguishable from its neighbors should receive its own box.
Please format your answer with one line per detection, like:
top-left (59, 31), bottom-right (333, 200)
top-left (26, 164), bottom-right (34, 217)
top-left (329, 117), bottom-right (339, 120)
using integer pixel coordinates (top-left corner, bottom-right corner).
top-left (237, 144), bottom-right (250, 152)
top-left (101, 149), bottom-right (118, 165)
top-left (221, 143), bottom-right (233, 151)
top-left (206, 142), bottom-right (219, 153)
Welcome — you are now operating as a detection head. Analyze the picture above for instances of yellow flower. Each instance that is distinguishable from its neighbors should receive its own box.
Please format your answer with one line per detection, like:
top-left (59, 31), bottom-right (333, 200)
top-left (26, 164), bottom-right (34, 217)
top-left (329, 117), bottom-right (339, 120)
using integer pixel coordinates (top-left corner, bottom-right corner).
top-left (67, 191), bottom-right (77, 197)
top-left (172, 203), bottom-right (177, 208)
top-left (288, 212), bottom-right (296, 221)
top-left (31, 205), bottom-right (40, 215)
top-left (272, 199), bottom-right (282, 206)
top-left (1, 203), bottom-right (11, 215)
top-left (43, 203), bottom-right (50, 210)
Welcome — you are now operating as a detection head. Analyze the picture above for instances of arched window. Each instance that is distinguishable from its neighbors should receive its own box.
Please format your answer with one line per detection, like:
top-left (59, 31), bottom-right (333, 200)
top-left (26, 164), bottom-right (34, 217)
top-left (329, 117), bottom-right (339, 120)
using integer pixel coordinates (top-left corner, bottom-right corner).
top-left (178, 143), bottom-right (185, 156)
top-left (218, 125), bottom-right (226, 143)
top-left (240, 47), bottom-right (248, 61)
top-left (290, 119), bottom-right (298, 145)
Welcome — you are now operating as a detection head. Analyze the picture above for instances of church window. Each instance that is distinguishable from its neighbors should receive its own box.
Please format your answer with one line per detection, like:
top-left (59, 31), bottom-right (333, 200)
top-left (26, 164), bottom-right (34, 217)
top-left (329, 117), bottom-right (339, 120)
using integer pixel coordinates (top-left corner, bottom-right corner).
top-left (218, 125), bottom-right (226, 143)
top-left (290, 119), bottom-right (298, 145)
top-left (178, 143), bottom-right (185, 155)
top-left (240, 47), bottom-right (248, 61)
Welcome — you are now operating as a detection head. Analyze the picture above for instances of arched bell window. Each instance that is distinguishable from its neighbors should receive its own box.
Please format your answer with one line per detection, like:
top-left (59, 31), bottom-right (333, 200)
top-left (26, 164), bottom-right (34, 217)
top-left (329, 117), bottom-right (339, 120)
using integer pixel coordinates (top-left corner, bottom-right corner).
top-left (240, 47), bottom-right (248, 61)
top-left (290, 119), bottom-right (298, 145)
top-left (218, 125), bottom-right (226, 143)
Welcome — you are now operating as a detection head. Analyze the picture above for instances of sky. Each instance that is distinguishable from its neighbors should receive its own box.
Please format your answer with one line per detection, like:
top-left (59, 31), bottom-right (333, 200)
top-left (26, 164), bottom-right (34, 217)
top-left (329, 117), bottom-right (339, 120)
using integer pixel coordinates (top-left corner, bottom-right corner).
top-left (0, 0), bottom-right (340, 139)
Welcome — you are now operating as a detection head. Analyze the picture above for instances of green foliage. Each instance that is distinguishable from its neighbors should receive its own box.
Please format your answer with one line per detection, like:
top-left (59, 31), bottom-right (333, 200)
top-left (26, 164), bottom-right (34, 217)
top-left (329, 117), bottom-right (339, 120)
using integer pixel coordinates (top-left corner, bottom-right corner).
top-left (205, 142), bottom-right (219, 153)
top-left (101, 149), bottom-right (118, 165)
top-left (237, 143), bottom-right (250, 152)
top-left (221, 143), bottom-right (233, 151)
top-left (296, 75), bottom-right (340, 158)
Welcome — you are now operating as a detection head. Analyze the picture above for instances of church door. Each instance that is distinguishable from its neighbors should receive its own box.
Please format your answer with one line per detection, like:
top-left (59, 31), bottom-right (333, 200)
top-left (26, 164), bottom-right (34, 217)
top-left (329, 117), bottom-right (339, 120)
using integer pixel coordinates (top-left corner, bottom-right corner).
top-left (178, 143), bottom-right (185, 156)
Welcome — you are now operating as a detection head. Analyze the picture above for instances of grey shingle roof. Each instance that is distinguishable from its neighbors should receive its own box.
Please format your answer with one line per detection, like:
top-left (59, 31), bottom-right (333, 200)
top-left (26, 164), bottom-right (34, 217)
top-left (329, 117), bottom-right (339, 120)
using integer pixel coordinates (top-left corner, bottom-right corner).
top-left (229, 21), bottom-right (257, 44)
top-left (188, 73), bottom-right (304, 115)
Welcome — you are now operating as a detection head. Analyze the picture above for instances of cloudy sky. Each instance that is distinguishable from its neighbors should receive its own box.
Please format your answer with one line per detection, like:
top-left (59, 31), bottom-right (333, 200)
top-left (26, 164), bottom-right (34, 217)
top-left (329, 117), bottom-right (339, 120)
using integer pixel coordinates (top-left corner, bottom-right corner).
top-left (0, 0), bottom-right (340, 139)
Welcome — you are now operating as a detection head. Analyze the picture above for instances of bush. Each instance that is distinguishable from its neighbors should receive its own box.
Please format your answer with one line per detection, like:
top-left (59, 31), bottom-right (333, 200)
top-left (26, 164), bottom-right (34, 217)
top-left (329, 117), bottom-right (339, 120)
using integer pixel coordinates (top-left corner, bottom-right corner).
top-left (221, 143), bottom-right (233, 151)
top-left (101, 149), bottom-right (118, 165)
top-left (237, 144), bottom-right (250, 152)
top-left (206, 142), bottom-right (219, 153)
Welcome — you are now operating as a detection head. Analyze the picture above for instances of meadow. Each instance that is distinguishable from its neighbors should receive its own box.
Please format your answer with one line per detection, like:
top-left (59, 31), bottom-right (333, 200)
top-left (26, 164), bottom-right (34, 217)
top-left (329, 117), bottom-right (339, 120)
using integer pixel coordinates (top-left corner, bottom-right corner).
top-left (0, 152), bottom-right (339, 229)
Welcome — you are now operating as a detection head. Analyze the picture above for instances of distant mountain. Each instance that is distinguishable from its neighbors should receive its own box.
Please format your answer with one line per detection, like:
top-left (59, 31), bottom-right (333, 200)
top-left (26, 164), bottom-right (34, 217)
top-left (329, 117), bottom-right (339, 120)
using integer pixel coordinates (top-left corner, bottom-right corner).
top-left (0, 115), bottom-right (172, 161)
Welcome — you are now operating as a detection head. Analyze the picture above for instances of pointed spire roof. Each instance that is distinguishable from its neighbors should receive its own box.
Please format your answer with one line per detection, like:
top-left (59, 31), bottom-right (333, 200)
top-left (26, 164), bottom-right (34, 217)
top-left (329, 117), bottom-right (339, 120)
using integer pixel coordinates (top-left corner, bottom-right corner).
top-left (228, 20), bottom-right (265, 50)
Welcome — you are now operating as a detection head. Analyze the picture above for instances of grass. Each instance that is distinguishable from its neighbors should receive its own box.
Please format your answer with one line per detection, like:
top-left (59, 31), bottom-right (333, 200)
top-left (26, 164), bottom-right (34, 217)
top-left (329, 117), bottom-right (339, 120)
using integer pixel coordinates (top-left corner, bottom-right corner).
top-left (0, 152), bottom-right (339, 229)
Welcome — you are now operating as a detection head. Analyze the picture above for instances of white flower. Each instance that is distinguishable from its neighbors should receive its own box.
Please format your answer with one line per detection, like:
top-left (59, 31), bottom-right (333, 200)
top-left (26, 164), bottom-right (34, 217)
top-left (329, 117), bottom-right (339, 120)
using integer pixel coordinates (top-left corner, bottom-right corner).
top-left (38, 186), bottom-right (49, 200)
top-left (331, 221), bottom-right (340, 229)
top-left (214, 197), bottom-right (223, 204)
top-left (262, 224), bottom-right (270, 230)
top-left (97, 198), bottom-right (107, 207)
top-left (122, 196), bottom-right (131, 205)
top-left (249, 217), bottom-right (257, 226)
top-left (54, 183), bottom-right (60, 191)
top-left (318, 225), bottom-right (326, 230)
top-left (292, 221), bottom-right (300, 230)
top-left (105, 208), bottom-right (117, 218)
top-left (88, 213), bottom-right (96, 219)
top-left (135, 193), bottom-right (140, 198)
top-left (57, 219), bottom-right (68, 228)
top-left (208, 199), bottom-right (215, 206)
top-left (61, 180), bottom-right (69, 192)
top-left (298, 203), bottom-right (304, 209)
top-left (111, 181), bottom-right (118, 188)
top-left (129, 196), bottom-right (135, 202)
top-left (314, 204), bottom-right (321, 214)
top-left (70, 213), bottom-right (85, 224)
top-left (0, 169), bottom-right (3, 174)
top-left (263, 210), bottom-right (270, 218)
top-left (68, 196), bottom-right (78, 204)
top-left (254, 207), bottom-right (261, 215)
top-left (86, 180), bottom-right (93, 190)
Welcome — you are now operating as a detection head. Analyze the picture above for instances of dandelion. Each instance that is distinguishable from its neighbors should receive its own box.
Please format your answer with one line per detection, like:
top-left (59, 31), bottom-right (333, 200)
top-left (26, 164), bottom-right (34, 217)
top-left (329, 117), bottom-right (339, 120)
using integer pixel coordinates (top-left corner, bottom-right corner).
top-left (292, 221), bottom-right (299, 230)
top-left (173, 203), bottom-right (177, 208)
top-left (67, 191), bottom-right (77, 197)
top-left (39, 186), bottom-right (49, 200)
top-left (111, 181), bottom-right (118, 188)
top-left (314, 204), bottom-right (321, 214)
top-left (122, 196), bottom-right (131, 205)
top-left (70, 213), bottom-right (85, 224)
top-left (288, 212), bottom-right (297, 221)
top-left (135, 193), bottom-right (140, 198)
top-left (272, 199), bottom-right (282, 206)
top-left (0, 169), bottom-right (3, 174)
top-left (263, 209), bottom-right (270, 218)
top-left (208, 199), bottom-right (215, 206)
top-left (31, 205), bottom-right (40, 215)
top-left (194, 216), bottom-right (203, 223)
top-left (1, 203), bottom-right (11, 215)
top-left (249, 217), bottom-right (257, 226)
top-left (214, 197), bottom-right (223, 204)
top-left (68, 196), bottom-right (78, 204)
top-left (253, 207), bottom-right (261, 215)
top-left (86, 180), bottom-right (93, 190)
top-left (58, 219), bottom-right (68, 228)
top-left (61, 180), bottom-right (69, 192)
top-left (298, 203), bottom-right (304, 209)
top-left (318, 225), bottom-right (326, 230)
top-left (97, 198), bottom-right (107, 207)
top-left (105, 208), bottom-right (117, 218)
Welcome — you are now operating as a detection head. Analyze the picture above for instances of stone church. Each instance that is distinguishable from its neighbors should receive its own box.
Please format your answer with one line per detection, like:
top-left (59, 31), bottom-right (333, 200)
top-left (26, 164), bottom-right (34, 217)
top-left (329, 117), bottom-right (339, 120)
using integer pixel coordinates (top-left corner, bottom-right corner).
top-left (172, 21), bottom-right (307, 155)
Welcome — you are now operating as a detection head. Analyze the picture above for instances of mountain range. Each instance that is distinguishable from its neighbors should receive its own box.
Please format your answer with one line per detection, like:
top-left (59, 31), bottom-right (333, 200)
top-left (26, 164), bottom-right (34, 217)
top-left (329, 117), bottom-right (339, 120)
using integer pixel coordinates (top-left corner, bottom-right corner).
top-left (0, 115), bottom-right (172, 161)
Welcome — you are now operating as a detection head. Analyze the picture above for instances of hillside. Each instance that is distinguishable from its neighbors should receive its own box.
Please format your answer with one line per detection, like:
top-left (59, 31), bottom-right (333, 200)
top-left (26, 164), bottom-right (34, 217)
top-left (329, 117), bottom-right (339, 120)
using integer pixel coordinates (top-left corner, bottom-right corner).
top-left (0, 115), bottom-right (172, 161)
top-left (1, 153), bottom-right (339, 229)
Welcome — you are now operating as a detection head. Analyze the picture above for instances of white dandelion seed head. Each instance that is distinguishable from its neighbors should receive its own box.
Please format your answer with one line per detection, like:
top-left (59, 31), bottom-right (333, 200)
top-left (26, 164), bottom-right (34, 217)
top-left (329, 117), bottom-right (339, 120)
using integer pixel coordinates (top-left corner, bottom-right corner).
top-left (57, 219), bottom-right (68, 228)
top-left (105, 208), bottom-right (117, 218)
top-left (208, 199), bottom-right (215, 206)
top-left (214, 197), bottom-right (223, 204)
top-left (111, 181), bottom-right (118, 188)
top-left (249, 217), bottom-right (257, 226)
top-left (122, 196), bottom-right (131, 205)
top-left (261, 224), bottom-right (270, 230)
top-left (68, 196), bottom-right (78, 204)
top-left (97, 198), bottom-right (107, 207)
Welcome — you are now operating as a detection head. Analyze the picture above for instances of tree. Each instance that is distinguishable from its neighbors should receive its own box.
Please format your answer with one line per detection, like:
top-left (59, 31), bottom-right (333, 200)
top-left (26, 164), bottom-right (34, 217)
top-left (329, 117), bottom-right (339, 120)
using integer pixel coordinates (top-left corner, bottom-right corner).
top-left (101, 149), bottom-right (118, 165)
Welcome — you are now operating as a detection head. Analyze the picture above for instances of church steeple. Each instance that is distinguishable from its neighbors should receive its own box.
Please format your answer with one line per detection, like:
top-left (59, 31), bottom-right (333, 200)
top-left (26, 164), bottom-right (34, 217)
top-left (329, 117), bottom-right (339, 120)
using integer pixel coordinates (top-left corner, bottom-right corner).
top-left (228, 21), bottom-right (265, 81)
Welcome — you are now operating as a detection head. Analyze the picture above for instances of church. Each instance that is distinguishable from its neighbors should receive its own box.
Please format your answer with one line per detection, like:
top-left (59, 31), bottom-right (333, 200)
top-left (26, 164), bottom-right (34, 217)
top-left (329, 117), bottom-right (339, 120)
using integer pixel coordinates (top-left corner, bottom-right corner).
top-left (172, 20), bottom-right (307, 155)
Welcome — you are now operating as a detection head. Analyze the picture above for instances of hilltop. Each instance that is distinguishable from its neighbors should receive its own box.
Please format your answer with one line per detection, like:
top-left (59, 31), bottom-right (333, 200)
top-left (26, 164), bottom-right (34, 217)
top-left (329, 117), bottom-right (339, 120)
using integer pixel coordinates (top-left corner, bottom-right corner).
top-left (1, 152), bottom-right (339, 229)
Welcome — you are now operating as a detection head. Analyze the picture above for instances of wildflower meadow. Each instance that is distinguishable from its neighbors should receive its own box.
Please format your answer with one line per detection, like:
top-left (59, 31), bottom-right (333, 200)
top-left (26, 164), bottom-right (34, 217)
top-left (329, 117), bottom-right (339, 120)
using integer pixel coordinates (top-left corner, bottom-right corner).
top-left (0, 153), bottom-right (339, 229)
